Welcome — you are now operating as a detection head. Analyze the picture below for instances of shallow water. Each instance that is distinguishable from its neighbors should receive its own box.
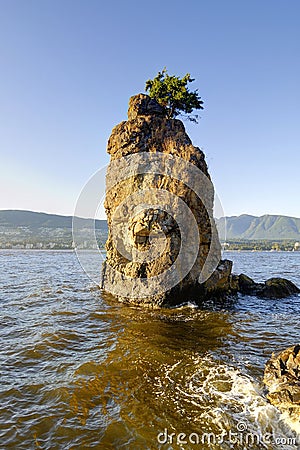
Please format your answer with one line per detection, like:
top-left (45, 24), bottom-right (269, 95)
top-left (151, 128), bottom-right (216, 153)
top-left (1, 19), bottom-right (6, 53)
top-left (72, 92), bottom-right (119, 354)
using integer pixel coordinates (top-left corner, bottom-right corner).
top-left (0, 250), bottom-right (300, 449)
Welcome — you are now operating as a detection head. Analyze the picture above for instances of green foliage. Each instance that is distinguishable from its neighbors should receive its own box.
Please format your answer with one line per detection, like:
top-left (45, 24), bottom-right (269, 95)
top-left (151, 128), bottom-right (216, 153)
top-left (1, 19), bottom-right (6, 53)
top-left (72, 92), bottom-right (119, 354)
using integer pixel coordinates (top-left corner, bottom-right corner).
top-left (222, 240), bottom-right (297, 251)
top-left (145, 68), bottom-right (203, 122)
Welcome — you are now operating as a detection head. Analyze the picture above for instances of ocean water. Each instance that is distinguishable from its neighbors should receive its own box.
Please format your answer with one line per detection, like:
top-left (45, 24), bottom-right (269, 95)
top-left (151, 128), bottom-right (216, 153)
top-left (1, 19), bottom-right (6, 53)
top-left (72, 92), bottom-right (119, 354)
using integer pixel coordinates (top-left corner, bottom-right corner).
top-left (0, 250), bottom-right (300, 449)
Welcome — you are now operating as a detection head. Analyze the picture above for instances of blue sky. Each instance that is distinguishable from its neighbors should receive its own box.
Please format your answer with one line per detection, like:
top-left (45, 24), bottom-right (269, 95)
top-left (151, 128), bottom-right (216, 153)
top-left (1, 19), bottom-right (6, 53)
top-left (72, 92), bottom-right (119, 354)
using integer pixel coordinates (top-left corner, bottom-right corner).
top-left (0, 0), bottom-right (299, 218)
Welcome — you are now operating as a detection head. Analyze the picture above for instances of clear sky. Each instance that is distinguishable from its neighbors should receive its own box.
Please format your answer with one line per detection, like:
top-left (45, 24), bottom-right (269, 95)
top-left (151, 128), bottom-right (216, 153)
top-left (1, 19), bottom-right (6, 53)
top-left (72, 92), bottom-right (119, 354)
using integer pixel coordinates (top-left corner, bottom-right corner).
top-left (1, 0), bottom-right (299, 218)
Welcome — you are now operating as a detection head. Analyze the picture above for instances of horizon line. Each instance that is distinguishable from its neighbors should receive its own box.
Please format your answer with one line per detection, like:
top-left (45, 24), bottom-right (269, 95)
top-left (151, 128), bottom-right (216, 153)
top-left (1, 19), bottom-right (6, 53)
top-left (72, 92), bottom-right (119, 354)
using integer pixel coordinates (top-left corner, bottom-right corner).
top-left (0, 208), bottom-right (299, 221)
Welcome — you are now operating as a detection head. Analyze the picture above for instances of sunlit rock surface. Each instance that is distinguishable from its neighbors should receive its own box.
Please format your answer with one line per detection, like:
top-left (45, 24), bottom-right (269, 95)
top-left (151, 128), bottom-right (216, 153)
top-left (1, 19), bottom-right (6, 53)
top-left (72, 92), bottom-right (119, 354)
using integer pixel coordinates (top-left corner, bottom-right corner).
top-left (264, 345), bottom-right (300, 422)
top-left (100, 94), bottom-right (227, 306)
top-left (100, 94), bottom-right (299, 307)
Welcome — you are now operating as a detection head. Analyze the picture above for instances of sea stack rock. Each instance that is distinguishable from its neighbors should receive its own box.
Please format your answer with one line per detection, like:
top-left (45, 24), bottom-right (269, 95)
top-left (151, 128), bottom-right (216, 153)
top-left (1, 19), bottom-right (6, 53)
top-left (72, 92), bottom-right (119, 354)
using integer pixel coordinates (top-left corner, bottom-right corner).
top-left (100, 94), bottom-right (232, 306)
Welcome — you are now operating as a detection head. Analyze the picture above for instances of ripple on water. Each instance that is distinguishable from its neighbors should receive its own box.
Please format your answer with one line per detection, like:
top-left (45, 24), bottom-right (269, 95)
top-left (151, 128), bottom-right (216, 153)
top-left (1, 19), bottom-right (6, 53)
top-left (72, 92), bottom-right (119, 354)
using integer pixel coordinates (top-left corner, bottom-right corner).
top-left (0, 250), bottom-right (300, 449)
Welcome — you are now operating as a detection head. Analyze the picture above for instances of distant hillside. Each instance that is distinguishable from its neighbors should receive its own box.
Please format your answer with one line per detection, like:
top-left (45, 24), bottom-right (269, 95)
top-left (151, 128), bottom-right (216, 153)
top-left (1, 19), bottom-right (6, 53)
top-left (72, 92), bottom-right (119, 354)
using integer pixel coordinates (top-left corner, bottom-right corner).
top-left (216, 214), bottom-right (300, 240)
top-left (0, 210), bottom-right (108, 250)
top-left (0, 210), bottom-right (107, 230)
top-left (1, 210), bottom-right (300, 242)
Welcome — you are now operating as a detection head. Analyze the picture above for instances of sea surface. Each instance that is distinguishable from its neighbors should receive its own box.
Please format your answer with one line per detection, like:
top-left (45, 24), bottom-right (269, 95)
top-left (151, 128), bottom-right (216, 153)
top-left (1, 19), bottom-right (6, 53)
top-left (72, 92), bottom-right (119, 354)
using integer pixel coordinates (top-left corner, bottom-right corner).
top-left (1, 250), bottom-right (300, 449)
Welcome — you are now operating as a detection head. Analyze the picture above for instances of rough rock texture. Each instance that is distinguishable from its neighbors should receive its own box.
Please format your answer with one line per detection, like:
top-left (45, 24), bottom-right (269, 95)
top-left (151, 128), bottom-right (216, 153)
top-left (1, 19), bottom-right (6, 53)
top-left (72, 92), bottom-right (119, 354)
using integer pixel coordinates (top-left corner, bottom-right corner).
top-left (101, 93), bottom-right (227, 306)
top-left (202, 259), bottom-right (235, 297)
top-left (264, 345), bottom-right (300, 421)
top-left (100, 93), bottom-right (300, 307)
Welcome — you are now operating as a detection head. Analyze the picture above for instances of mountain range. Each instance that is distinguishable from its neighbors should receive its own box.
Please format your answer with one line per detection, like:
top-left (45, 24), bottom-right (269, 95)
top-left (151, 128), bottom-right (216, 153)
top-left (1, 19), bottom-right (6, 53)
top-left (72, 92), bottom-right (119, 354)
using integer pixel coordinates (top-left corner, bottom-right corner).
top-left (1, 210), bottom-right (300, 241)
top-left (216, 214), bottom-right (300, 240)
top-left (0, 209), bottom-right (107, 230)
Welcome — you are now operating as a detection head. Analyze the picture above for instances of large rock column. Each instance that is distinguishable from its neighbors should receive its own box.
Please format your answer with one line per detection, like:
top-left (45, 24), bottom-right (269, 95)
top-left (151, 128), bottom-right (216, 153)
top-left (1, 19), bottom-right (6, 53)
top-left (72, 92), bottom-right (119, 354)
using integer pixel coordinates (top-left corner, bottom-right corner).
top-left (101, 94), bottom-right (228, 306)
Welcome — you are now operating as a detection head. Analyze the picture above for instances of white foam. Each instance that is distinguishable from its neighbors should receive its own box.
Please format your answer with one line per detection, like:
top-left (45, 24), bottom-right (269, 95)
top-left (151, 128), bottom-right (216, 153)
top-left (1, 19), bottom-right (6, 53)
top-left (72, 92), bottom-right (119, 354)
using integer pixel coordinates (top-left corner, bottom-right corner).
top-left (174, 354), bottom-right (299, 448)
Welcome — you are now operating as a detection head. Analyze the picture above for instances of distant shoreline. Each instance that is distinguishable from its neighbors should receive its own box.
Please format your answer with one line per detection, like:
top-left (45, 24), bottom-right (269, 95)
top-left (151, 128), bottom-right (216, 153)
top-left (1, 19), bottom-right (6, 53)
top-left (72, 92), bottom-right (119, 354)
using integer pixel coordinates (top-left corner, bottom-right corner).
top-left (0, 248), bottom-right (299, 254)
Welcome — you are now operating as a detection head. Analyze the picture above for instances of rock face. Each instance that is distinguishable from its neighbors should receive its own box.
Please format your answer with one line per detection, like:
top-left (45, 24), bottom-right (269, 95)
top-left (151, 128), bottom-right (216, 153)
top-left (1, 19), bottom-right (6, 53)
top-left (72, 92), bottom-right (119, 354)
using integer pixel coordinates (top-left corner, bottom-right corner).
top-left (100, 93), bottom-right (300, 307)
top-left (264, 345), bottom-right (300, 421)
top-left (100, 93), bottom-right (229, 306)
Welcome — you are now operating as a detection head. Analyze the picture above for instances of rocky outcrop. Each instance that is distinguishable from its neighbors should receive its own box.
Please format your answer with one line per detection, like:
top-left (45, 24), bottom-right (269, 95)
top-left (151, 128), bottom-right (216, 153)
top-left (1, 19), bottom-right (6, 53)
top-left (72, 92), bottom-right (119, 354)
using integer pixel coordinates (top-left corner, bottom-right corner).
top-left (101, 93), bottom-right (226, 306)
top-left (264, 345), bottom-right (300, 421)
top-left (236, 274), bottom-right (300, 298)
top-left (100, 93), bottom-right (300, 307)
top-left (202, 271), bottom-right (299, 299)
top-left (202, 259), bottom-right (236, 296)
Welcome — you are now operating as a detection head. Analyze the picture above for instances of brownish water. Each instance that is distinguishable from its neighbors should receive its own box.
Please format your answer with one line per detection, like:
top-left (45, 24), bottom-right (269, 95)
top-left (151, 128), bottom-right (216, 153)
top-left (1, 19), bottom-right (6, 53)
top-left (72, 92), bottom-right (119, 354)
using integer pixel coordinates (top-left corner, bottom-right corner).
top-left (1, 250), bottom-right (300, 449)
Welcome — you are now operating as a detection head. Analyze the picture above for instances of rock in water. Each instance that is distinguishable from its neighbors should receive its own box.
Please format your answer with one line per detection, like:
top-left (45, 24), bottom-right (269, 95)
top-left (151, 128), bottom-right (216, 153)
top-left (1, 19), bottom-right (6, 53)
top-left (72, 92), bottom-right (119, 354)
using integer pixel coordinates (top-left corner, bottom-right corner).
top-left (264, 345), bottom-right (300, 422)
top-left (237, 274), bottom-right (300, 298)
top-left (100, 94), bottom-right (232, 306)
top-left (261, 278), bottom-right (300, 298)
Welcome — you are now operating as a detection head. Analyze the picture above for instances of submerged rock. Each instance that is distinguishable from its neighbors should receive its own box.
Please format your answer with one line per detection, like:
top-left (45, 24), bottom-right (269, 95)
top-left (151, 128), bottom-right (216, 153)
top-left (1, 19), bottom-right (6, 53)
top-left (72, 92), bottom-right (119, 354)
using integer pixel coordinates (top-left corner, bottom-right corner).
top-left (236, 273), bottom-right (257, 294)
top-left (264, 345), bottom-right (300, 421)
top-left (262, 278), bottom-right (300, 298)
top-left (237, 274), bottom-right (300, 298)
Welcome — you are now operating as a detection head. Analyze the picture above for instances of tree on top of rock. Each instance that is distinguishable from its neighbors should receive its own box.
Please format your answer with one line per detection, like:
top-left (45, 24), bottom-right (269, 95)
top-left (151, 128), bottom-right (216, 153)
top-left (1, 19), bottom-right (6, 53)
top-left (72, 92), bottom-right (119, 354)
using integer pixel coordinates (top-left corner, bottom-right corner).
top-left (145, 68), bottom-right (203, 122)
